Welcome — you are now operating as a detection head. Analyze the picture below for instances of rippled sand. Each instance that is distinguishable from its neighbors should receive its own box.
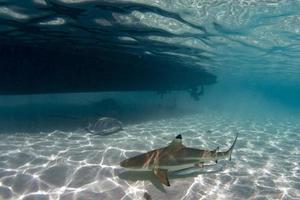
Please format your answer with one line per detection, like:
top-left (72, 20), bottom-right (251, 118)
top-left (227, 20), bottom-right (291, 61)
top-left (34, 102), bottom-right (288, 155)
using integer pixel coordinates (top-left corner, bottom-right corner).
top-left (0, 113), bottom-right (299, 200)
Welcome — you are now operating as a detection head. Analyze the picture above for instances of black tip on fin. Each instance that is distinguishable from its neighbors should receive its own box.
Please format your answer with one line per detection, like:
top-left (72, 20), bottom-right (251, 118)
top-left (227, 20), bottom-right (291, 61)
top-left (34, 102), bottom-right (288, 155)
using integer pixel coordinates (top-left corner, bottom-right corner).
top-left (176, 134), bottom-right (182, 139)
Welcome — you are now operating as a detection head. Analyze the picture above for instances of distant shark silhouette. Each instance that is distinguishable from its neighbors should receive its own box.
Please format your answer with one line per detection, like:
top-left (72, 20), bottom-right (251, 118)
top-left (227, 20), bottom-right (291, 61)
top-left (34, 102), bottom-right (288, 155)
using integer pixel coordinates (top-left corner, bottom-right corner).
top-left (120, 133), bottom-right (238, 186)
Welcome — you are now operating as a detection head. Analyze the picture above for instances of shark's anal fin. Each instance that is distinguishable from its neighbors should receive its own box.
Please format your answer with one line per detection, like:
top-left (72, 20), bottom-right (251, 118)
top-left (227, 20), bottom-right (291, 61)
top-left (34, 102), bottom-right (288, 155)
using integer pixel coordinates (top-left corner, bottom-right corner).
top-left (153, 168), bottom-right (170, 186)
top-left (195, 162), bottom-right (204, 168)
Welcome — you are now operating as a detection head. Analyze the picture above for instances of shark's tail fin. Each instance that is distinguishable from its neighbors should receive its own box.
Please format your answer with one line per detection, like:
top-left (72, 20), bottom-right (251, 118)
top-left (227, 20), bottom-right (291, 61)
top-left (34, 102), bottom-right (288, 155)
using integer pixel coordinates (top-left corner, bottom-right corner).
top-left (226, 133), bottom-right (238, 161)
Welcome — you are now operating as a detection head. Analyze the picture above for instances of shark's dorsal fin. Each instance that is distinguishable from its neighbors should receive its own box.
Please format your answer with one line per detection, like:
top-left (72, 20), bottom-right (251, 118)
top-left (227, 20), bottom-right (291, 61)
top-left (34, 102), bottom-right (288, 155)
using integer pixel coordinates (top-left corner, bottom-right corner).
top-left (153, 168), bottom-right (170, 186)
top-left (167, 134), bottom-right (184, 149)
top-left (176, 134), bottom-right (182, 139)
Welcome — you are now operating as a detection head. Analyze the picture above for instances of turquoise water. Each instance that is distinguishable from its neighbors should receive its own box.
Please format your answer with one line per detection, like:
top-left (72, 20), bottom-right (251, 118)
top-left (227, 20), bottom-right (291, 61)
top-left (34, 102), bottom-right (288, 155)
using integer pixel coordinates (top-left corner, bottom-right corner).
top-left (1, 1), bottom-right (300, 200)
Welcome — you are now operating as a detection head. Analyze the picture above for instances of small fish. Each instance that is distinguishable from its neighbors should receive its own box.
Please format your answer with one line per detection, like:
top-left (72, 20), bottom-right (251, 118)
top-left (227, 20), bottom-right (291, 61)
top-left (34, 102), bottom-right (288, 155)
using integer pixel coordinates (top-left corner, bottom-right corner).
top-left (120, 133), bottom-right (238, 186)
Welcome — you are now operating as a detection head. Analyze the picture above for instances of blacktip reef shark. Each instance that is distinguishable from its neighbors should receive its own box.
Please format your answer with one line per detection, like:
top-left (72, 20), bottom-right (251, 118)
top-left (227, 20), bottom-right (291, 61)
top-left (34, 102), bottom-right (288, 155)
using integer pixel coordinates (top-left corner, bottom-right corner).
top-left (120, 133), bottom-right (238, 186)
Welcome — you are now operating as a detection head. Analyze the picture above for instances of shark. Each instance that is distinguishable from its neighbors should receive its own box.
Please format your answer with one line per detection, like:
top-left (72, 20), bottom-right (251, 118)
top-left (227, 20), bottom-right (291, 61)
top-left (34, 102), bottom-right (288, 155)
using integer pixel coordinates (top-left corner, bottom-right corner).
top-left (120, 133), bottom-right (238, 186)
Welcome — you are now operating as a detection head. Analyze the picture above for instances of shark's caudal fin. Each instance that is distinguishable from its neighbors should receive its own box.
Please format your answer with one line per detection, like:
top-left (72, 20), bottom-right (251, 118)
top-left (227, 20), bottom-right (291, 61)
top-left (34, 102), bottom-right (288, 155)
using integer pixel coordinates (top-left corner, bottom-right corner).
top-left (226, 133), bottom-right (238, 161)
top-left (213, 146), bottom-right (219, 163)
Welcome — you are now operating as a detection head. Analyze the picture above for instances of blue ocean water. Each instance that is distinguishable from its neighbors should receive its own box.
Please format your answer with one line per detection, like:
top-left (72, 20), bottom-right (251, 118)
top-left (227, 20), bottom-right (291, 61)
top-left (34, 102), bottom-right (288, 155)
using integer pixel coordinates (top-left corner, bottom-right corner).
top-left (0, 1), bottom-right (300, 200)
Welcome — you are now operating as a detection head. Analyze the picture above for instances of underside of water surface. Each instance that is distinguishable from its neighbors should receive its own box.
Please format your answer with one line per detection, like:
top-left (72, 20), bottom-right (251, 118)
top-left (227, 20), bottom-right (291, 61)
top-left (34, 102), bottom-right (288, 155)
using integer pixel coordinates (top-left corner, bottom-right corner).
top-left (0, 1), bottom-right (300, 200)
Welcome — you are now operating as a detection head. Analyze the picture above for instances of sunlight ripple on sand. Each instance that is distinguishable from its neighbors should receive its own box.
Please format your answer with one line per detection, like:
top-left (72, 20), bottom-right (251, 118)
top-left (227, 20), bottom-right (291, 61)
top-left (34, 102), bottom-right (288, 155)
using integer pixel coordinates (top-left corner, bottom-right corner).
top-left (0, 113), bottom-right (299, 200)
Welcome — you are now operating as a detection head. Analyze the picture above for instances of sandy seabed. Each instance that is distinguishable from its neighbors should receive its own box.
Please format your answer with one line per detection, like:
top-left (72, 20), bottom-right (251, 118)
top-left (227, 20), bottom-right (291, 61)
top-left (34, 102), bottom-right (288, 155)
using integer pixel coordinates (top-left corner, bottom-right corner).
top-left (0, 112), bottom-right (299, 200)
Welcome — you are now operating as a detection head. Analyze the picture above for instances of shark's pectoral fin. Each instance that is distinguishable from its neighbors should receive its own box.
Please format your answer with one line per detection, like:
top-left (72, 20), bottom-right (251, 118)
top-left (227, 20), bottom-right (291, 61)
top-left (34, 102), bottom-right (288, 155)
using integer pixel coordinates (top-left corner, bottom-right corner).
top-left (153, 168), bottom-right (170, 186)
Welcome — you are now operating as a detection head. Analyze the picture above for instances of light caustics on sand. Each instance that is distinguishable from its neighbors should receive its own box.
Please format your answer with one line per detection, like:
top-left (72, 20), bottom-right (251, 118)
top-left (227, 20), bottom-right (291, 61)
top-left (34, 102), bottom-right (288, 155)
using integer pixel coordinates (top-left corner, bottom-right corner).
top-left (0, 113), bottom-right (299, 200)
top-left (0, 1), bottom-right (300, 200)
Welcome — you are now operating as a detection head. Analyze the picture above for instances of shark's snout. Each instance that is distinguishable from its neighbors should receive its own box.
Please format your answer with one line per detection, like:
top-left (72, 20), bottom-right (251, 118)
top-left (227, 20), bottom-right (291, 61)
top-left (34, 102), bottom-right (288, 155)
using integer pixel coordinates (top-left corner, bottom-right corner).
top-left (120, 159), bottom-right (129, 168)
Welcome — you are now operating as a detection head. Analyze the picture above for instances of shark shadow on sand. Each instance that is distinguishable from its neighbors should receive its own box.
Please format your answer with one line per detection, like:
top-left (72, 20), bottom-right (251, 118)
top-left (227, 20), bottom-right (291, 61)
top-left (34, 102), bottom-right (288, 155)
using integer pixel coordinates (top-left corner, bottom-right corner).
top-left (118, 163), bottom-right (224, 192)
